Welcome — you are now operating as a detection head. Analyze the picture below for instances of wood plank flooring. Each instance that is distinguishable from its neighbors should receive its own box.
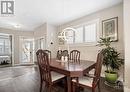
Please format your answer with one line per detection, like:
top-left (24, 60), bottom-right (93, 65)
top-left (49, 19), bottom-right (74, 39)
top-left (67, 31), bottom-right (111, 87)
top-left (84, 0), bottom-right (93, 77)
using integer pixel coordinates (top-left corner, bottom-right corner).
top-left (0, 65), bottom-right (123, 92)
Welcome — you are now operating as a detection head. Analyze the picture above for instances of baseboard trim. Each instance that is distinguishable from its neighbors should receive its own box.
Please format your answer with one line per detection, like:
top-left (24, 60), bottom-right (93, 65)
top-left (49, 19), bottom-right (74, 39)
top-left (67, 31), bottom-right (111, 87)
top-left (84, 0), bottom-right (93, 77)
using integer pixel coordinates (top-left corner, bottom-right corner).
top-left (14, 63), bottom-right (35, 66)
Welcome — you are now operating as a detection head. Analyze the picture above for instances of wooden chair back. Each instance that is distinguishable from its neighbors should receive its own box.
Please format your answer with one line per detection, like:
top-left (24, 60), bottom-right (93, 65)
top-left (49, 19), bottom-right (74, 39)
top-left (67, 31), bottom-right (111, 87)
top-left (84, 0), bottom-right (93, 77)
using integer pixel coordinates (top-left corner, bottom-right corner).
top-left (36, 49), bottom-right (52, 85)
top-left (56, 50), bottom-right (62, 60)
top-left (70, 50), bottom-right (80, 62)
top-left (93, 50), bottom-right (103, 85)
top-left (43, 50), bottom-right (51, 61)
top-left (62, 50), bottom-right (69, 57)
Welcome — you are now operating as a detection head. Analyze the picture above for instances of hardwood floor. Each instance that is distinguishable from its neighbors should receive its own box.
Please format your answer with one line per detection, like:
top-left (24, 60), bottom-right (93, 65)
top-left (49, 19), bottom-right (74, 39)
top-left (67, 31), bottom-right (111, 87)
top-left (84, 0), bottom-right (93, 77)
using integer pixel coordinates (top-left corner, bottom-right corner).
top-left (0, 65), bottom-right (123, 92)
top-left (0, 66), bottom-right (40, 92)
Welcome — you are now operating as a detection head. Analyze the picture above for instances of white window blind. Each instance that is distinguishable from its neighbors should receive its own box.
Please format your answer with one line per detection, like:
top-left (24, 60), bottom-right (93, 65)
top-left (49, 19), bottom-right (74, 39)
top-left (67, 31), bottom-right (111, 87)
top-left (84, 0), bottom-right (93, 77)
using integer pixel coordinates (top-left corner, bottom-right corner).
top-left (66, 31), bottom-right (74, 44)
top-left (85, 23), bottom-right (96, 43)
top-left (75, 27), bottom-right (83, 43)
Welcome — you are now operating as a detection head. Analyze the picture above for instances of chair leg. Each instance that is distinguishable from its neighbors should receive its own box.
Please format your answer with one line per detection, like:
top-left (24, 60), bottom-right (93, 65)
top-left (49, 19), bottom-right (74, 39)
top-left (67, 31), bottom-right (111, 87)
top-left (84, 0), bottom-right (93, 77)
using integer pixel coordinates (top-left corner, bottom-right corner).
top-left (64, 78), bottom-right (67, 92)
top-left (72, 82), bottom-right (76, 92)
top-left (98, 81), bottom-right (101, 92)
top-left (76, 78), bottom-right (79, 92)
top-left (48, 85), bottom-right (52, 92)
top-left (40, 81), bottom-right (43, 92)
top-left (92, 87), bottom-right (95, 92)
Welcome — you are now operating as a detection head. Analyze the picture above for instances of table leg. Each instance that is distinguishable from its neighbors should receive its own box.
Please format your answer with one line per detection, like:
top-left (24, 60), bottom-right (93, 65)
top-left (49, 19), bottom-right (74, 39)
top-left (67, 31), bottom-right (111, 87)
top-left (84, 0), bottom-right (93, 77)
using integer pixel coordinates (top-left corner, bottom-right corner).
top-left (67, 76), bottom-right (71, 92)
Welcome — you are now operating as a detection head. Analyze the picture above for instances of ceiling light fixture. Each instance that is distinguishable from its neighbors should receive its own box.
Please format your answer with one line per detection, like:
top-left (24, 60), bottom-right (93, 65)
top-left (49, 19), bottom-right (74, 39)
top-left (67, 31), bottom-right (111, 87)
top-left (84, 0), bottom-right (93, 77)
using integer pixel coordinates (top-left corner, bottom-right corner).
top-left (14, 24), bottom-right (20, 28)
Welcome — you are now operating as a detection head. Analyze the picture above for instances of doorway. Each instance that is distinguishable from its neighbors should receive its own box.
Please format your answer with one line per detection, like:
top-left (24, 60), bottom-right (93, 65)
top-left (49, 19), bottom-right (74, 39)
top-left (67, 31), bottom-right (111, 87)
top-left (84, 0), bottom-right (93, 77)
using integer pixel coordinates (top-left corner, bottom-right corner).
top-left (20, 37), bottom-right (34, 64)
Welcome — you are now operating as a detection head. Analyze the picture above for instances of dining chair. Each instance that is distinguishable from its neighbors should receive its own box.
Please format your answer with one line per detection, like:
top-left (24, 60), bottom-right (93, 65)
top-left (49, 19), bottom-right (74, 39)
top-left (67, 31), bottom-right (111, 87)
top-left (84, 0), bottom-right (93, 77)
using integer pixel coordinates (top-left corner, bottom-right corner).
top-left (36, 49), bottom-right (66, 92)
top-left (56, 50), bottom-right (62, 60)
top-left (72, 50), bottom-right (103, 92)
top-left (70, 50), bottom-right (80, 62)
top-left (43, 50), bottom-right (51, 61)
top-left (62, 50), bottom-right (69, 57)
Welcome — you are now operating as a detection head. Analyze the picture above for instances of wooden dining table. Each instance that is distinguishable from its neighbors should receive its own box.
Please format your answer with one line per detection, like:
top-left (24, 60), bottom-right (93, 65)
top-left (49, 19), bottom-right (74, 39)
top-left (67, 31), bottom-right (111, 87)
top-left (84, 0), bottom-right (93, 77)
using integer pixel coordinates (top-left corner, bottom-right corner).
top-left (49, 59), bottom-right (96, 92)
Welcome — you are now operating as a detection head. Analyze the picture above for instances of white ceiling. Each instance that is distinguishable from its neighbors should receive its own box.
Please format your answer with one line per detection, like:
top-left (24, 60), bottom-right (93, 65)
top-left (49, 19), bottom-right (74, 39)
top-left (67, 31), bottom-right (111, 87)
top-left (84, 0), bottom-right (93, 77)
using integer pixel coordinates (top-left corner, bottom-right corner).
top-left (0, 0), bottom-right (122, 31)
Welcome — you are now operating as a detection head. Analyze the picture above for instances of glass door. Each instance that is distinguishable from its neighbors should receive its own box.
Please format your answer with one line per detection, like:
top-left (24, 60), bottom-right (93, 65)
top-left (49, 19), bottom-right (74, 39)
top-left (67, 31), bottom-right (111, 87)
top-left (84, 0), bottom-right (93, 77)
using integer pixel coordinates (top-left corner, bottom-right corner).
top-left (20, 37), bottom-right (34, 64)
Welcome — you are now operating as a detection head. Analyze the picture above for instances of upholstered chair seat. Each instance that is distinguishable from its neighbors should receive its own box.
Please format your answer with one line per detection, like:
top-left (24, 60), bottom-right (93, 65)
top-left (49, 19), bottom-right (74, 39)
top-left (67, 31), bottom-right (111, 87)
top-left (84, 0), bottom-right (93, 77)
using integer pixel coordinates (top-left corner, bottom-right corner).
top-left (72, 76), bottom-right (93, 87)
top-left (51, 71), bottom-right (65, 82)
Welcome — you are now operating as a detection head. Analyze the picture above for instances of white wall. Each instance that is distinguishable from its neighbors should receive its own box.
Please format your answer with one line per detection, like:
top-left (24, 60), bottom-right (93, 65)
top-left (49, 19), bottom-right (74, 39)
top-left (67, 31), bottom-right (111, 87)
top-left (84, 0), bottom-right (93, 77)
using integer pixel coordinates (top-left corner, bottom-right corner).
top-left (58, 3), bottom-right (124, 61)
top-left (124, 0), bottom-right (130, 90)
top-left (0, 28), bottom-right (34, 65)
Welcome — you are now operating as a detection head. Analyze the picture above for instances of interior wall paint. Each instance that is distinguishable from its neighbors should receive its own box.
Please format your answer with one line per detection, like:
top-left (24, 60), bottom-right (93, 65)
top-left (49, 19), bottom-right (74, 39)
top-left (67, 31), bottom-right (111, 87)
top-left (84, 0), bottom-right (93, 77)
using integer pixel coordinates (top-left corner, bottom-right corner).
top-left (58, 3), bottom-right (124, 61)
top-left (0, 28), bottom-right (34, 65)
top-left (46, 24), bottom-right (58, 58)
top-left (34, 23), bottom-right (58, 58)
top-left (124, 87), bottom-right (130, 92)
top-left (124, 0), bottom-right (130, 89)
top-left (34, 23), bottom-right (47, 38)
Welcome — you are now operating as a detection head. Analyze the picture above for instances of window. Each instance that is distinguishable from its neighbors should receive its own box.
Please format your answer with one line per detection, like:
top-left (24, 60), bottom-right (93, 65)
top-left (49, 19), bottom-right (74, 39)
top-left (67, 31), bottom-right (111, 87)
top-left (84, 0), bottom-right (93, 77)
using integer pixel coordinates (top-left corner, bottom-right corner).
top-left (75, 27), bottom-right (83, 43)
top-left (66, 30), bottom-right (74, 44)
top-left (0, 37), bottom-right (11, 55)
top-left (65, 19), bottom-right (99, 45)
top-left (85, 23), bottom-right (96, 43)
top-left (0, 40), bottom-right (4, 53)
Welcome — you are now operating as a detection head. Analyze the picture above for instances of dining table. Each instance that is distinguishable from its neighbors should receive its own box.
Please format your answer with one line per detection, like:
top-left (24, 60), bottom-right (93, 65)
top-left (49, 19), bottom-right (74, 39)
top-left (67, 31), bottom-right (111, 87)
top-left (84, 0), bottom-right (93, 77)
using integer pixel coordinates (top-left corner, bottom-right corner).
top-left (49, 59), bottom-right (96, 92)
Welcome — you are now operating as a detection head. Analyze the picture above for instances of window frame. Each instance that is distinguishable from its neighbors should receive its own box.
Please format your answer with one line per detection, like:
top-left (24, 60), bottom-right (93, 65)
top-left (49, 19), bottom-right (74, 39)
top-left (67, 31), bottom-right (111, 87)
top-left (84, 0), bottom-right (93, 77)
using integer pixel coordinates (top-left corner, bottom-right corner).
top-left (0, 37), bottom-right (11, 55)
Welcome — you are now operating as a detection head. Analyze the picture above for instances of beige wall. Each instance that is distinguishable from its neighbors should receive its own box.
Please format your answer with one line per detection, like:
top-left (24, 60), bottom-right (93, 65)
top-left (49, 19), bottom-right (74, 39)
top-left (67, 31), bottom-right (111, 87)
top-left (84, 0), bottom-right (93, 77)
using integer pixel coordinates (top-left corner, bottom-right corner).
top-left (46, 24), bottom-right (58, 58)
top-left (58, 3), bottom-right (124, 61)
top-left (34, 23), bottom-right (47, 38)
top-left (124, 0), bottom-right (130, 90)
top-left (34, 23), bottom-right (58, 58)
top-left (0, 28), bottom-right (34, 65)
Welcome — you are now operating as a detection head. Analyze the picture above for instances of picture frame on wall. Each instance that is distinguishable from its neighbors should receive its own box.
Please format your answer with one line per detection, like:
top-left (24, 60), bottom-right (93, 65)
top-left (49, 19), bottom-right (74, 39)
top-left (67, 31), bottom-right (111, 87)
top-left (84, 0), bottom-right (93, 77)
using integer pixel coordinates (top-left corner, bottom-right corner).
top-left (102, 17), bottom-right (118, 41)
